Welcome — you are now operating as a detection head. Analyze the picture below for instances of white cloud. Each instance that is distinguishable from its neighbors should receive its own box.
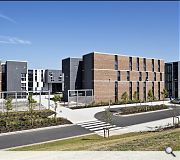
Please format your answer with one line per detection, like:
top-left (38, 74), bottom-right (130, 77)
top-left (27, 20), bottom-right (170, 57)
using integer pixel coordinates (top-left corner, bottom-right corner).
top-left (0, 13), bottom-right (16, 23)
top-left (0, 36), bottom-right (31, 45)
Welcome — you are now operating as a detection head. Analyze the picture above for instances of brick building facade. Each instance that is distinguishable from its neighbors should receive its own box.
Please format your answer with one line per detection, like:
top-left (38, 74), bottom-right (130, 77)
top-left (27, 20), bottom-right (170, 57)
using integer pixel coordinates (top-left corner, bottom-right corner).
top-left (83, 52), bottom-right (165, 103)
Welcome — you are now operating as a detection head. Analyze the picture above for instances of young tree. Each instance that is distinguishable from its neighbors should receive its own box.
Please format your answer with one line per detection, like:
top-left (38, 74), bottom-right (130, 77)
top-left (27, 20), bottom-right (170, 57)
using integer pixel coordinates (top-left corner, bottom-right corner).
top-left (121, 92), bottom-right (128, 106)
top-left (147, 89), bottom-right (153, 106)
top-left (5, 96), bottom-right (13, 127)
top-left (52, 94), bottom-right (61, 120)
top-left (28, 94), bottom-right (37, 126)
top-left (161, 88), bottom-right (168, 104)
top-left (5, 96), bottom-right (13, 116)
top-left (133, 91), bottom-right (139, 103)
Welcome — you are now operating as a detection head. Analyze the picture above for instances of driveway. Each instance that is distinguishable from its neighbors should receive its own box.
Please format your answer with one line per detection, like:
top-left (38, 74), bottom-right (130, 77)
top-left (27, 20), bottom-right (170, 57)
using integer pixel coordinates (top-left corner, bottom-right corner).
top-left (0, 125), bottom-right (91, 150)
top-left (95, 106), bottom-right (180, 127)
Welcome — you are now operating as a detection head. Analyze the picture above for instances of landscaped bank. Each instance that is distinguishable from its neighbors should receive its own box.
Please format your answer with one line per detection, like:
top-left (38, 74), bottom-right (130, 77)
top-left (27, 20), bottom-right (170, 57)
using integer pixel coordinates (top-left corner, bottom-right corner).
top-left (11, 128), bottom-right (180, 151)
top-left (117, 104), bottom-right (168, 115)
top-left (0, 110), bottom-right (72, 133)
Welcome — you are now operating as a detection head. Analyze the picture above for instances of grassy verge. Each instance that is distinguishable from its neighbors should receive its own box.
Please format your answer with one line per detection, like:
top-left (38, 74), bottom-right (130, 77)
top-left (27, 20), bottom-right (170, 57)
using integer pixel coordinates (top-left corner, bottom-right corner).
top-left (11, 128), bottom-right (180, 151)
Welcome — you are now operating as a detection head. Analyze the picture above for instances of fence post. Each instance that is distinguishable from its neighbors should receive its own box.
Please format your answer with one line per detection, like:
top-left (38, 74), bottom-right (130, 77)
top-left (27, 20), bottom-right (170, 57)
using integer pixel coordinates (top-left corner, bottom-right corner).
top-left (48, 90), bottom-right (50, 110)
top-left (39, 91), bottom-right (41, 110)
top-left (76, 90), bottom-right (78, 107)
top-left (2, 93), bottom-right (4, 113)
top-left (15, 92), bottom-right (18, 111)
top-left (85, 90), bottom-right (87, 106)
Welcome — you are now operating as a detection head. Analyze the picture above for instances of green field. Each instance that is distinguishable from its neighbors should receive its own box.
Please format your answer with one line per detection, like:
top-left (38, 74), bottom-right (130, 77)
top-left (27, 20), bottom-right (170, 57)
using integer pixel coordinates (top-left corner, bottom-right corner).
top-left (11, 128), bottom-right (180, 151)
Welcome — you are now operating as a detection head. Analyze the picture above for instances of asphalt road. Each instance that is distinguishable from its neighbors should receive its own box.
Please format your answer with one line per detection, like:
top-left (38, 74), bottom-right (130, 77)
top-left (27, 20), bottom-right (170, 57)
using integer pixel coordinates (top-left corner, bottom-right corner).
top-left (0, 125), bottom-right (91, 150)
top-left (95, 107), bottom-right (180, 127)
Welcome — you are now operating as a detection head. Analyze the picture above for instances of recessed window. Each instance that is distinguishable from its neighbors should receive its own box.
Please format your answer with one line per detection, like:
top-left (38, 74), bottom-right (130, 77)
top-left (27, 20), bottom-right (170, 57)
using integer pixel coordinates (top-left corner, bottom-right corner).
top-left (21, 73), bottom-right (26, 81)
top-left (158, 60), bottom-right (160, 72)
top-left (160, 73), bottom-right (162, 81)
top-left (146, 72), bottom-right (148, 81)
top-left (114, 55), bottom-right (118, 70)
top-left (152, 59), bottom-right (154, 72)
top-left (154, 72), bottom-right (156, 81)
top-left (137, 58), bottom-right (139, 71)
top-left (117, 71), bottom-right (121, 81)
top-left (129, 57), bottom-right (132, 71)
top-left (129, 82), bottom-right (132, 100)
top-left (127, 71), bottom-right (130, 81)
top-left (143, 58), bottom-right (146, 71)
top-left (139, 72), bottom-right (142, 81)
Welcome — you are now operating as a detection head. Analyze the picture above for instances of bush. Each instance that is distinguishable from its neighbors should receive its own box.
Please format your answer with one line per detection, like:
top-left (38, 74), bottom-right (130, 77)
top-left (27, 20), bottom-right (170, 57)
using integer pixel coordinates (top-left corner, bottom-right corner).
top-left (119, 104), bottom-right (168, 115)
top-left (0, 109), bottom-right (72, 133)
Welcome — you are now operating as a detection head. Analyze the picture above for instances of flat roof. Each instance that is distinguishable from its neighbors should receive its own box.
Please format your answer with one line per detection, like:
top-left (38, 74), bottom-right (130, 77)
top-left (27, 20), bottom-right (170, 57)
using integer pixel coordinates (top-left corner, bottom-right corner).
top-left (90, 51), bottom-right (164, 61)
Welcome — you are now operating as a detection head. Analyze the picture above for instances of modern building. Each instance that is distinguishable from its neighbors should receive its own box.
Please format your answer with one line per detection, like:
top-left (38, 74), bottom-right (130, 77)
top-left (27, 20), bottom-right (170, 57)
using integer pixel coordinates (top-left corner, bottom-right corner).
top-left (62, 57), bottom-right (83, 101)
top-left (44, 69), bottom-right (64, 93)
top-left (63, 52), bottom-right (165, 103)
top-left (28, 69), bottom-right (64, 93)
top-left (28, 69), bottom-right (45, 92)
top-left (2, 61), bottom-right (28, 92)
top-left (165, 61), bottom-right (180, 98)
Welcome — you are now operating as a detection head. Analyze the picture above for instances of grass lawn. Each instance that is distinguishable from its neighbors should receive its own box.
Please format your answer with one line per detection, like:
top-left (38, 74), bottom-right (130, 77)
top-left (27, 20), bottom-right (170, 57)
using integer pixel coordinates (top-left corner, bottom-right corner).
top-left (11, 128), bottom-right (180, 151)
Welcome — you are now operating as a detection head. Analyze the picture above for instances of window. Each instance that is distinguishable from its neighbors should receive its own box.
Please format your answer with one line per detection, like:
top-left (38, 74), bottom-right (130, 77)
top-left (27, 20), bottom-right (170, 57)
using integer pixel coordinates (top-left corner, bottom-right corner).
top-left (115, 81), bottom-right (118, 102)
top-left (115, 55), bottom-right (118, 70)
top-left (58, 76), bottom-right (62, 81)
top-left (129, 82), bottom-right (132, 100)
top-left (143, 82), bottom-right (146, 101)
top-left (129, 57), bottom-right (132, 70)
top-left (152, 82), bottom-right (154, 97)
top-left (139, 72), bottom-right (142, 81)
top-left (117, 71), bottom-right (121, 81)
top-left (158, 82), bottom-right (160, 100)
top-left (143, 58), bottom-right (146, 71)
top-left (137, 82), bottom-right (139, 100)
top-left (41, 70), bottom-right (44, 82)
top-left (37, 82), bottom-right (39, 87)
top-left (154, 72), bottom-right (156, 81)
top-left (21, 83), bottom-right (26, 91)
top-left (158, 60), bottom-right (160, 72)
top-left (160, 73), bottom-right (162, 81)
top-left (137, 58), bottom-right (139, 71)
top-left (51, 77), bottom-right (54, 81)
top-left (146, 72), bottom-right (148, 81)
top-left (127, 71), bottom-right (130, 81)
top-left (152, 59), bottom-right (154, 72)
top-left (35, 70), bottom-right (37, 81)
top-left (21, 73), bottom-right (26, 81)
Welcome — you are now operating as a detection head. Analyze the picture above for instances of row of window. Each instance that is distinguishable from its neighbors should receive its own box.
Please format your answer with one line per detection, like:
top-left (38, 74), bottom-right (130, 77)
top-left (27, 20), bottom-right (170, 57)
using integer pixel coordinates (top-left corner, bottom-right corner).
top-left (115, 81), bottom-right (161, 101)
top-left (114, 55), bottom-right (161, 72)
top-left (117, 71), bottom-right (163, 81)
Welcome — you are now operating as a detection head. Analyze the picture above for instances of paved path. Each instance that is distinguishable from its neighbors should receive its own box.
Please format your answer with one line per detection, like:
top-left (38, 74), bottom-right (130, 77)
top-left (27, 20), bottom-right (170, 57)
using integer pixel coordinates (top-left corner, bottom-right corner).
top-left (0, 125), bottom-right (91, 150)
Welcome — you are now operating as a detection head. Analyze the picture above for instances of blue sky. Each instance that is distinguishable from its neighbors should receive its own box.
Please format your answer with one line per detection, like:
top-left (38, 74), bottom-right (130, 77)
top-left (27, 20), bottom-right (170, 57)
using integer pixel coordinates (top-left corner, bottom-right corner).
top-left (0, 1), bottom-right (179, 69)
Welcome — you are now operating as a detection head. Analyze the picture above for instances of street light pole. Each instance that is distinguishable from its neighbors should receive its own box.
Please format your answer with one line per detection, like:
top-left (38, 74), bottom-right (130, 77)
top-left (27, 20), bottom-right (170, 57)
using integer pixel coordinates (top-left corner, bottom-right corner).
top-left (109, 78), bottom-right (110, 109)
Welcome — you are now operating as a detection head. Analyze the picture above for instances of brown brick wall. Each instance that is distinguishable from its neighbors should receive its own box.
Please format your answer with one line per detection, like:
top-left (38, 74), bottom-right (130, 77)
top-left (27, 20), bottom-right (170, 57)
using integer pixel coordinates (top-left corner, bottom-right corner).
top-left (118, 55), bottom-right (129, 70)
top-left (130, 71), bottom-right (139, 81)
top-left (88, 52), bottom-right (165, 102)
top-left (118, 82), bottom-right (129, 100)
top-left (94, 70), bottom-right (116, 81)
top-left (94, 53), bottom-right (115, 70)
top-left (132, 57), bottom-right (137, 71)
top-left (146, 59), bottom-right (152, 72)
top-left (94, 81), bottom-right (115, 103)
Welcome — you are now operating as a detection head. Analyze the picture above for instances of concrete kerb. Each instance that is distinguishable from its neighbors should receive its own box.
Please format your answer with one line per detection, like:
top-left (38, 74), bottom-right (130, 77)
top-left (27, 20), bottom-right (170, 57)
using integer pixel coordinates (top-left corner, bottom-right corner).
top-left (0, 124), bottom-right (74, 137)
top-left (3, 133), bottom-right (95, 151)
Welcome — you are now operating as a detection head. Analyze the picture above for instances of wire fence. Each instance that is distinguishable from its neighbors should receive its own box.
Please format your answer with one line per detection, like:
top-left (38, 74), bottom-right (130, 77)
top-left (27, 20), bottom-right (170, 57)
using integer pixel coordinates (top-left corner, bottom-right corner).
top-left (0, 91), bottom-right (51, 112)
top-left (68, 89), bottom-right (94, 108)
